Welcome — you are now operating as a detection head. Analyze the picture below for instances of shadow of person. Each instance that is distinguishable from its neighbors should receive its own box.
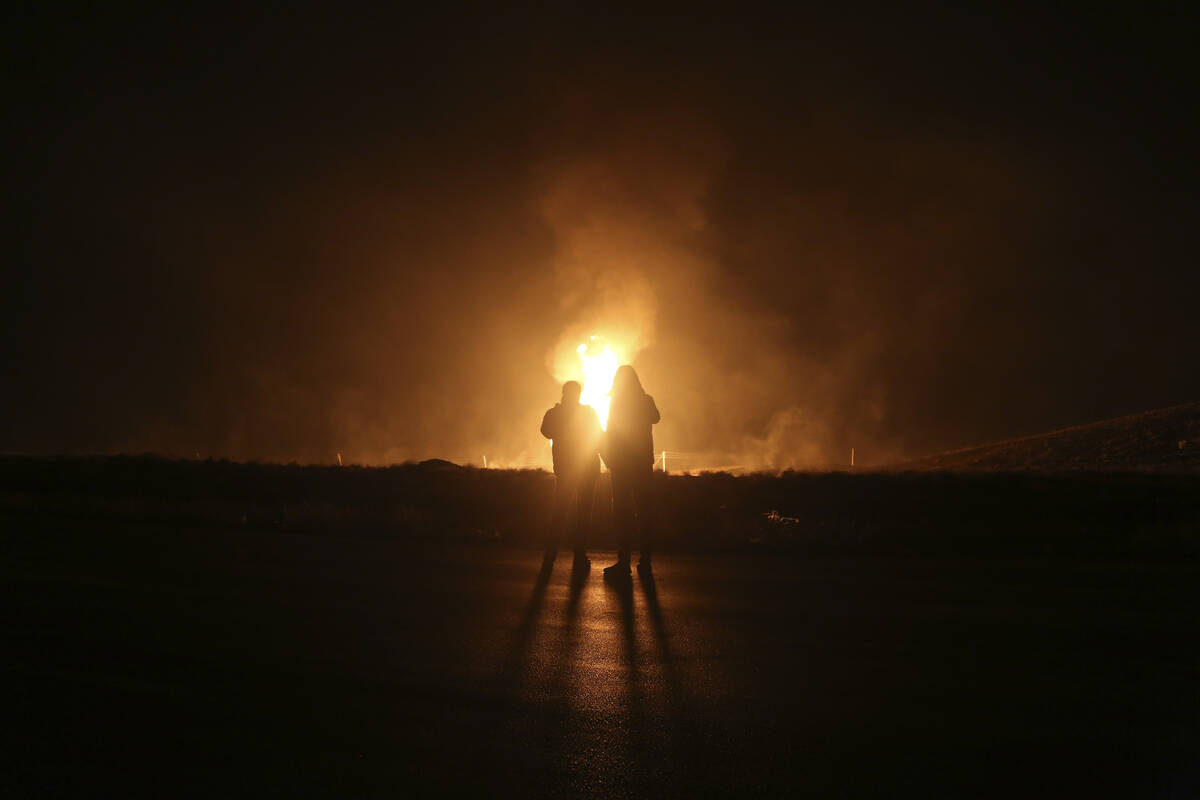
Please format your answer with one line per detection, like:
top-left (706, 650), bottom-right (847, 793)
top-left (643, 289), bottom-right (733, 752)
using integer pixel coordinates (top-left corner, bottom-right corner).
top-left (554, 559), bottom-right (588, 690)
top-left (501, 559), bottom-right (553, 681)
top-left (602, 563), bottom-right (657, 792)
top-left (568, 559), bottom-right (589, 602)
top-left (604, 573), bottom-right (638, 675)
top-left (636, 569), bottom-right (692, 788)
top-left (488, 554), bottom-right (578, 790)
top-left (638, 573), bottom-right (668, 654)
top-left (639, 571), bottom-right (679, 687)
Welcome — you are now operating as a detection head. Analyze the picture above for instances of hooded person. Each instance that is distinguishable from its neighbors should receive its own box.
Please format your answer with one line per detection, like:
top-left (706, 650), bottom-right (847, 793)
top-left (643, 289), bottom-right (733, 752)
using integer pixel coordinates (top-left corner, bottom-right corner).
top-left (540, 380), bottom-right (603, 572)
top-left (600, 365), bottom-right (660, 583)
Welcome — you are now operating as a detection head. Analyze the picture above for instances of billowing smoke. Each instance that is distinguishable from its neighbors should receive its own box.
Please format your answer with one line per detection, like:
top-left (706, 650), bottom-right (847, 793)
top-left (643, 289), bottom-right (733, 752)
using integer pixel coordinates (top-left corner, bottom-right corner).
top-left (7, 7), bottom-right (1198, 468)
top-left (537, 112), bottom-right (719, 448)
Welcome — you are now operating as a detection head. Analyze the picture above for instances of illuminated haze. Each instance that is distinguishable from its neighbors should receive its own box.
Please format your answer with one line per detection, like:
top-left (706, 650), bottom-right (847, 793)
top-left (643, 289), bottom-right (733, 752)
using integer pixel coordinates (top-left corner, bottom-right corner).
top-left (5, 7), bottom-right (1198, 468)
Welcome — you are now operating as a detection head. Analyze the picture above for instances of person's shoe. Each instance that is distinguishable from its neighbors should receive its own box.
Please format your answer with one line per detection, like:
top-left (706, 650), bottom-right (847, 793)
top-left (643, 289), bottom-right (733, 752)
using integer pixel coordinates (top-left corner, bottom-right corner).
top-left (603, 561), bottom-right (632, 585)
top-left (572, 553), bottom-right (590, 572)
top-left (636, 559), bottom-right (653, 578)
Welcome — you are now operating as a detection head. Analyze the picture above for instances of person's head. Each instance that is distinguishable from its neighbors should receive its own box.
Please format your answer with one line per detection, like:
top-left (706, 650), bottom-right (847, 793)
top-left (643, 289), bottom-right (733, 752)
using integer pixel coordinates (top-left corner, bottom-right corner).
top-left (561, 380), bottom-right (582, 405)
top-left (610, 365), bottom-right (644, 399)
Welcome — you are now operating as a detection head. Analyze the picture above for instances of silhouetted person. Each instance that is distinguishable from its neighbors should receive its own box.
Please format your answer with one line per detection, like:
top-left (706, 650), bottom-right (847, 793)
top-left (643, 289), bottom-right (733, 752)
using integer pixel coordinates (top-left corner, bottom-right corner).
top-left (601, 365), bottom-right (660, 584)
top-left (541, 380), bottom-right (602, 572)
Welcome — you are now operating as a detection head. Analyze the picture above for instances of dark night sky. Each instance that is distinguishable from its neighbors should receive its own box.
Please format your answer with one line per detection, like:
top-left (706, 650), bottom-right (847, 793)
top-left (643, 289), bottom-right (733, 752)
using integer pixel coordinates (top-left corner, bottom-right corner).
top-left (5, 4), bottom-right (1198, 467)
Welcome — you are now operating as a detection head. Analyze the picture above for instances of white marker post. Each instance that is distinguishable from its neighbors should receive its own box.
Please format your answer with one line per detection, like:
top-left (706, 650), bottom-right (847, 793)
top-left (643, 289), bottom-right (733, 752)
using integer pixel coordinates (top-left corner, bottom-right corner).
top-left (850, 447), bottom-right (855, 468)
top-left (661, 450), bottom-right (667, 473)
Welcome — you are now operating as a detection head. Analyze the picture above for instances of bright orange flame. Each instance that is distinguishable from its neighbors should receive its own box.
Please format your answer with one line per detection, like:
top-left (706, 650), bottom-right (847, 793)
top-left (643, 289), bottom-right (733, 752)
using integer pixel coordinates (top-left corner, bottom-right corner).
top-left (577, 337), bottom-right (621, 428)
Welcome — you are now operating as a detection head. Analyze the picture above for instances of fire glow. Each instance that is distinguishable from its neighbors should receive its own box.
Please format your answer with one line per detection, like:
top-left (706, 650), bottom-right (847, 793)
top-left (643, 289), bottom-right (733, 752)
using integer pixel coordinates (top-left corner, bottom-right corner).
top-left (576, 337), bottom-right (621, 429)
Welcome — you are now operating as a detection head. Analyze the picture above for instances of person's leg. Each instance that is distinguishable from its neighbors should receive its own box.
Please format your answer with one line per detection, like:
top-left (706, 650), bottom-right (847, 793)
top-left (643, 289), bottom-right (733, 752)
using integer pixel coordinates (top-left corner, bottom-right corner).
top-left (547, 474), bottom-right (570, 561)
top-left (634, 467), bottom-right (654, 570)
top-left (609, 470), bottom-right (633, 570)
top-left (573, 471), bottom-right (596, 561)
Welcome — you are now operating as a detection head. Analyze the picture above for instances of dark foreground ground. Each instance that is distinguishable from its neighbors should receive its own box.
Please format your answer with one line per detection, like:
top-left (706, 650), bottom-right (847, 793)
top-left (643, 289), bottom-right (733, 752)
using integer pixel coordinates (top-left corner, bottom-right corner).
top-left (3, 516), bottom-right (1197, 798)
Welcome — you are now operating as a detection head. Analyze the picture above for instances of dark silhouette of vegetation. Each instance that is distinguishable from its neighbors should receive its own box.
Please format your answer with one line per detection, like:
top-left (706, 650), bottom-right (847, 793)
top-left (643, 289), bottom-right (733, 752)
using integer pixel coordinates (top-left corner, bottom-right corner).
top-left (2, 455), bottom-right (1196, 558)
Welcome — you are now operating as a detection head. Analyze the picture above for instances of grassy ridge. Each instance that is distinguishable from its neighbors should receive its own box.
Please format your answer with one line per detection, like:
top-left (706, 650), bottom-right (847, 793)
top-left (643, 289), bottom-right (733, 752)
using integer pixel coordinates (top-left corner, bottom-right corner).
top-left (1, 455), bottom-right (1197, 558)
top-left (897, 401), bottom-right (1200, 472)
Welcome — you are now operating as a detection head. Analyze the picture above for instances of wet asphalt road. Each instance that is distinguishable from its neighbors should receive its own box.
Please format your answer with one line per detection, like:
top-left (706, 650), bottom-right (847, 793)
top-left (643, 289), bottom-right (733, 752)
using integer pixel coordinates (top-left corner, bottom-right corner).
top-left (3, 523), bottom-right (1198, 797)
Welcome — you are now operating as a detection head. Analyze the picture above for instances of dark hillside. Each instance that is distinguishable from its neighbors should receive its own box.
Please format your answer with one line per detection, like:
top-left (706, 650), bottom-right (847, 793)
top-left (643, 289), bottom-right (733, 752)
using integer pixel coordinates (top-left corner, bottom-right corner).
top-left (895, 402), bottom-right (1200, 472)
top-left (2, 456), bottom-right (1196, 559)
